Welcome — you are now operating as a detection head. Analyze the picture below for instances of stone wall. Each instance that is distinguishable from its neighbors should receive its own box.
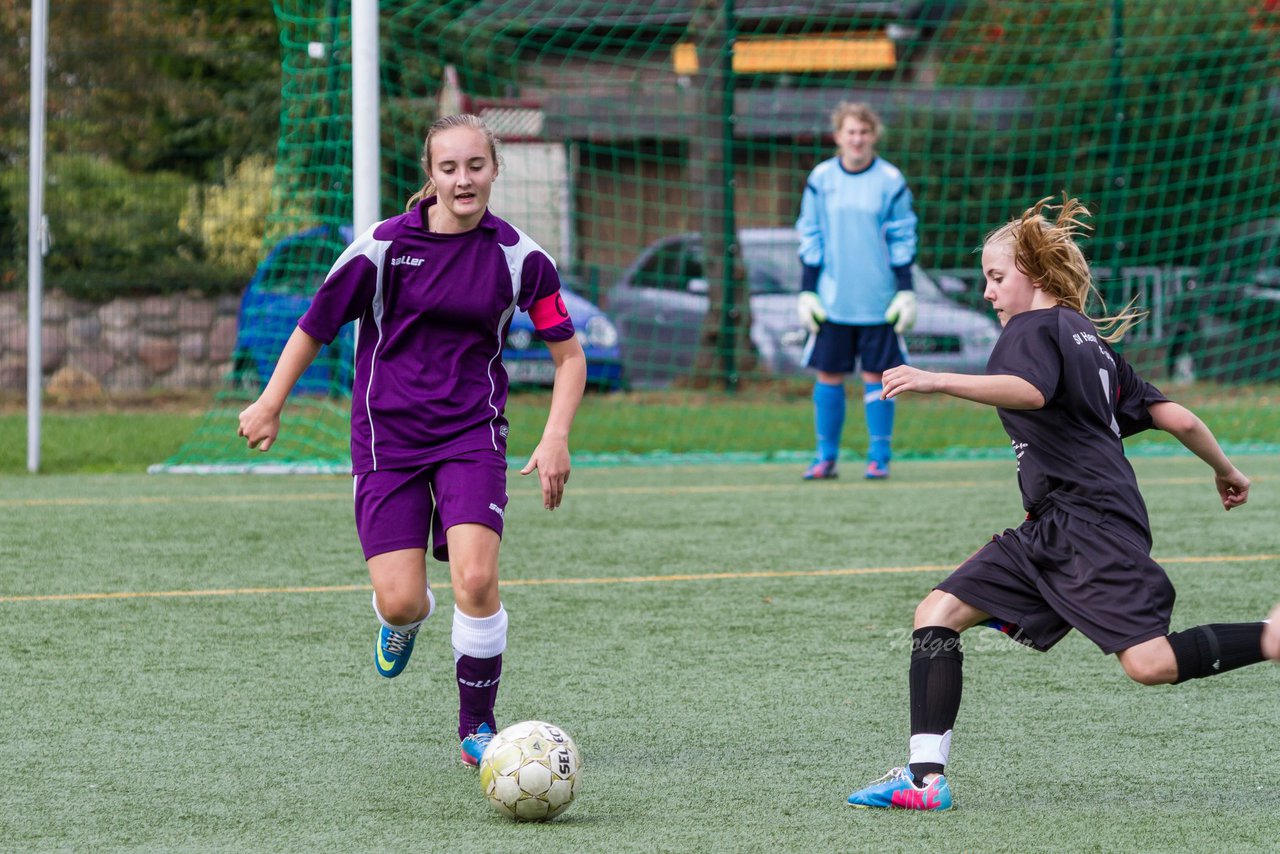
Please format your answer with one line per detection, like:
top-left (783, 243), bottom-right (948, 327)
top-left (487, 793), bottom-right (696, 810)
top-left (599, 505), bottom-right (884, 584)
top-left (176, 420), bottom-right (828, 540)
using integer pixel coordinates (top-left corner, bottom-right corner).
top-left (0, 290), bottom-right (240, 393)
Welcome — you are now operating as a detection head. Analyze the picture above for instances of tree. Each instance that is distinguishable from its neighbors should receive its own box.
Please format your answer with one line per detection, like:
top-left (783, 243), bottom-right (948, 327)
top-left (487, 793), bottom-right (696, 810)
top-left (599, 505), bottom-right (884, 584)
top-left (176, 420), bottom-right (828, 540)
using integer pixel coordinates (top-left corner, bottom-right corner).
top-left (0, 0), bottom-right (281, 182)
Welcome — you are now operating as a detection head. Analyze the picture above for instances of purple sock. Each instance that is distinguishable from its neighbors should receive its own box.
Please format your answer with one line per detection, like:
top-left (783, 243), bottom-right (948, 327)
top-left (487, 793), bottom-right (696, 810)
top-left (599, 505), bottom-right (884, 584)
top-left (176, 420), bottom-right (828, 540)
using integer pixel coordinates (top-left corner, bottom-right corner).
top-left (456, 654), bottom-right (502, 740)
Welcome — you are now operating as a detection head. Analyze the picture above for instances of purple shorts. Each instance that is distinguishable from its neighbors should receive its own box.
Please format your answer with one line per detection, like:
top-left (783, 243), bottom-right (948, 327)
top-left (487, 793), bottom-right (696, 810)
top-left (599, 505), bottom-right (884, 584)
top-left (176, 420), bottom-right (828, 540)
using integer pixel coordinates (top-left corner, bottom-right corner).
top-left (353, 449), bottom-right (508, 562)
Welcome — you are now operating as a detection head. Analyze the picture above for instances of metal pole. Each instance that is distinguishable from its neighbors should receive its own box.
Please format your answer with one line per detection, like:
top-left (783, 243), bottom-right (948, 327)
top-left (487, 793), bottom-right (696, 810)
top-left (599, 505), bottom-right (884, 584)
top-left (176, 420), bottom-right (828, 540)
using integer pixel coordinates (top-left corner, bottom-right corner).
top-left (1107, 0), bottom-right (1126, 290)
top-left (718, 0), bottom-right (739, 391)
top-left (28, 0), bottom-right (49, 473)
top-left (351, 0), bottom-right (379, 233)
top-left (351, 0), bottom-right (380, 373)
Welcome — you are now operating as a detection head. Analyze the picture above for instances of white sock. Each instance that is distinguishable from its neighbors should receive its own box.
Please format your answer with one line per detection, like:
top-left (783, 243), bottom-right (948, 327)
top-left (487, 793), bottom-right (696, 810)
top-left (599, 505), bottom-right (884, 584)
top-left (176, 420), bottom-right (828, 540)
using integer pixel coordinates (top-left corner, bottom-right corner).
top-left (452, 605), bottom-right (508, 661)
top-left (908, 730), bottom-right (953, 771)
top-left (371, 586), bottom-right (435, 632)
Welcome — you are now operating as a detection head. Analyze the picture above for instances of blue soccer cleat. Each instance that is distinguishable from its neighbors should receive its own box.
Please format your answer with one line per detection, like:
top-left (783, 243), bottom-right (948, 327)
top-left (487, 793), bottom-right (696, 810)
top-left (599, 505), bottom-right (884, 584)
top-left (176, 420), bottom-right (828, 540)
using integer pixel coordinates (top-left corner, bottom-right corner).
top-left (375, 625), bottom-right (418, 678)
top-left (847, 766), bottom-right (953, 811)
top-left (461, 722), bottom-right (496, 767)
top-left (803, 459), bottom-right (839, 480)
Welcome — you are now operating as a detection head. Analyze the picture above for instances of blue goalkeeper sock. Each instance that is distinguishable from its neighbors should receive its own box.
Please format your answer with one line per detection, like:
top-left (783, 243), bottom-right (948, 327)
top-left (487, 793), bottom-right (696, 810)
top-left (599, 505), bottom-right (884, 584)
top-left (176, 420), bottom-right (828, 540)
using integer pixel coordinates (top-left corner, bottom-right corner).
top-left (864, 382), bottom-right (894, 465)
top-left (812, 381), bottom-right (845, 462)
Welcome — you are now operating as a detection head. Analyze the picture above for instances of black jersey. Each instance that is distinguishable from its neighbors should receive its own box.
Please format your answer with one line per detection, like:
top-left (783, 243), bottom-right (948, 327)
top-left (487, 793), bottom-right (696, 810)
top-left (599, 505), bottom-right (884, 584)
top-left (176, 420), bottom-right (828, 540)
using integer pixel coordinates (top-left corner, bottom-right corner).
top-left (985, 306), bottom-right (1168, 537)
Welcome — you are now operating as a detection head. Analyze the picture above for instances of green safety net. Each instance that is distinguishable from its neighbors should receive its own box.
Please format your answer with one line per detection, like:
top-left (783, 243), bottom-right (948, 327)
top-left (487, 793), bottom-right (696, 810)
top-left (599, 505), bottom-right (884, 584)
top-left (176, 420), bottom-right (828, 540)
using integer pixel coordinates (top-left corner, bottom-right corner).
top-left (153, 0), bottom-right (1280, 473)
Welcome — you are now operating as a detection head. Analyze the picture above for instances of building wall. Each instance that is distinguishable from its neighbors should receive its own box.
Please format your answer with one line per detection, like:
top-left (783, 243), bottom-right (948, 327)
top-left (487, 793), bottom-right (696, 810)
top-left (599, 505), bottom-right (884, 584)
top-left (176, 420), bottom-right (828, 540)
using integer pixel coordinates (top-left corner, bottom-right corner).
top-left (487, 142), bottom-right (572, 263)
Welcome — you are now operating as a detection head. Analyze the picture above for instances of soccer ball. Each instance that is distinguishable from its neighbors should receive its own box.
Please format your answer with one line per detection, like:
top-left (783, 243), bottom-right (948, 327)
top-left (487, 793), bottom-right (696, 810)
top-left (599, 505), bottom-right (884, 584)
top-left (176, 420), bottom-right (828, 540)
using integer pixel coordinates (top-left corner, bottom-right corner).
top-left (479, 720), bottom-right (582, 821)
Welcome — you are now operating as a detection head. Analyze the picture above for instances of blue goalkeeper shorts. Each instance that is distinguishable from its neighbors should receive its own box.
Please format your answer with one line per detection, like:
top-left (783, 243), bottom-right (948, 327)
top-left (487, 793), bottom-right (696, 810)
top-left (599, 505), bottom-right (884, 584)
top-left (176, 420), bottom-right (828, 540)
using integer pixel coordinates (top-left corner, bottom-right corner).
top-left (803, 321), bottom-right (906, 375)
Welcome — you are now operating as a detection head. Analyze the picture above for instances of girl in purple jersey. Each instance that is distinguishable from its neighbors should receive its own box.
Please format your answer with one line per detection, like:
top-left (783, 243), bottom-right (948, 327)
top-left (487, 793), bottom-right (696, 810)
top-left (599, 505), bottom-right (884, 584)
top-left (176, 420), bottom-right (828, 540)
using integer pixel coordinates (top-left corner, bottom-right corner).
top-left (845, 196), bottom-right (1266, 811)
top-left (237, 114), bottom-right (586, 766)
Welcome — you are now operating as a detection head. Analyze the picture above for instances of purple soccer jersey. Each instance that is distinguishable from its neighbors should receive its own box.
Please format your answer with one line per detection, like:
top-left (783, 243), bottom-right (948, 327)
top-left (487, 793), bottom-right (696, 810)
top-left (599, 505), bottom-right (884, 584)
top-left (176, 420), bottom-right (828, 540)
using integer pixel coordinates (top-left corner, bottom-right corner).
top-left (298, 200), bottom-right (574, 474)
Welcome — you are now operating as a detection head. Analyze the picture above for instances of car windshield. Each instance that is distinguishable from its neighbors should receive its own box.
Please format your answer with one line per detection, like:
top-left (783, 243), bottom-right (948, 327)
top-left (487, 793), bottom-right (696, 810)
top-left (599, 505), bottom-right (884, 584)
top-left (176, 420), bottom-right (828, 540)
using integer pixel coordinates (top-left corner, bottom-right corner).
top-left (738, 235), bottom-right (944, 300)
top-left (909, 266), bottom-right (942, 300)
top-left (740, 239), bottom-right (803, 295)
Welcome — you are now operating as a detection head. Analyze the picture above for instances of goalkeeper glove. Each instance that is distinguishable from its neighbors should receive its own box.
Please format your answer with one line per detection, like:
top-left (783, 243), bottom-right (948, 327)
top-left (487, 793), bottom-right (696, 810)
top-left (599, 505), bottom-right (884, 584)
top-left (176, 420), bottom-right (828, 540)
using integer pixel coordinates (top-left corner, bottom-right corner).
top-left (884, 291), bottom-right (918, 334)
top-left (796, 291), bottom-right (827, 333)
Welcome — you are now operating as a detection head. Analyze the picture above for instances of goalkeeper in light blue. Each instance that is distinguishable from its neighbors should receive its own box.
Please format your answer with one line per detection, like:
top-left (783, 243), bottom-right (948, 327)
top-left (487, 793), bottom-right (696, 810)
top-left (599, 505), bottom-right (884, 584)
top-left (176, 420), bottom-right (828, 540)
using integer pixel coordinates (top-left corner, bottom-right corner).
top-left (795, 101), bottom-right (918, 480)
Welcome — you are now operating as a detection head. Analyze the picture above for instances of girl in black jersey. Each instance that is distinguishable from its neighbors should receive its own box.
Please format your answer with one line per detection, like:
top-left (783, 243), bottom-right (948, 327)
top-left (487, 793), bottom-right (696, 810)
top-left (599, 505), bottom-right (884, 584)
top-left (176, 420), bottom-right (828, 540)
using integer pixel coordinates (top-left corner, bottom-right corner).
top-left (846, 196), bottom-right (1265, 811)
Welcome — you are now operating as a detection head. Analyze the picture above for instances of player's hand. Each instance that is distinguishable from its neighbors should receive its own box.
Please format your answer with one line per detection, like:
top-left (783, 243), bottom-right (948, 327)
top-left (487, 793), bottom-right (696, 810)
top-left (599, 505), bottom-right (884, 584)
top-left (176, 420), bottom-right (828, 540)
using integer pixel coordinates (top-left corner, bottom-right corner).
top-left (237, 400), bottom-right (281, 452)
top-left (520, 437), bottom-right (571, 510)
top-left (885, 291), bottom-right (918, 334)
top-left (881, 364), bottom-right (941, 399)
top-left (796, 291), bottom-right (827, 334)
top-left (1214, 466), bottom-right (1250, 511)
top-left (1262, 603), bottom-right (1280, 661)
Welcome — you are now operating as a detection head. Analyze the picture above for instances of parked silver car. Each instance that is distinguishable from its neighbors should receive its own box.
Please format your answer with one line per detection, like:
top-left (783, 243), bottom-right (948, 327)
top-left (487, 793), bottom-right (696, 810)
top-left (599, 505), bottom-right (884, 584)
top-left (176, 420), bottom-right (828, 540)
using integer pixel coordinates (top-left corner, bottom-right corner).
top-left (607, 228), bottom-right (1001, 388)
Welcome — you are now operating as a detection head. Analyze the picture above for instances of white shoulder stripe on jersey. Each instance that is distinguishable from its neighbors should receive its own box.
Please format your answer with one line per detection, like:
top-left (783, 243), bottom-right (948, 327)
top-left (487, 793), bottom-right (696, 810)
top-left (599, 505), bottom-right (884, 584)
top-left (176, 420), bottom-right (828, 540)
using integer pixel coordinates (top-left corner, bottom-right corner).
top-left (326, 220), bottom-right (388, 278)
top-left (343, 221), bottom-right (393, 471)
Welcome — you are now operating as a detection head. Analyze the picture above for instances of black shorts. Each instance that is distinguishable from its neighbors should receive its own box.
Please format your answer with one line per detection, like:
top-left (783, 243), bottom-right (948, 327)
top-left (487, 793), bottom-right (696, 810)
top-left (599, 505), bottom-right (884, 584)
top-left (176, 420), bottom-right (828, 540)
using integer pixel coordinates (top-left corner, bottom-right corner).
top-left (936, 506), bottom-right (1175, 654)
top-left (804, 321), bottom-right (906, 375)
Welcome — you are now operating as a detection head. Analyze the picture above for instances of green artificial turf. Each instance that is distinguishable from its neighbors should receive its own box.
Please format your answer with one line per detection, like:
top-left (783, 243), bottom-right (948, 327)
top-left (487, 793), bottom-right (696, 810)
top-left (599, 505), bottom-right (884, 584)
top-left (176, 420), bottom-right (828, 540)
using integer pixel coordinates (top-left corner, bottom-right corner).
top-left (2, 457), bottom-right (1278, 851)
top-left (5, 383), bottom-right (1279, 475)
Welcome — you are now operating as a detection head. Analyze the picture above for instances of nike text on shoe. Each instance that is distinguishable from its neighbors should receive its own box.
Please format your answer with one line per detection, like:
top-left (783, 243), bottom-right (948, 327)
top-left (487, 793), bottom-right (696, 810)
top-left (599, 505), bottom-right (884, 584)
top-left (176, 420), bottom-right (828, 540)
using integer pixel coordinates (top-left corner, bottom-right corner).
top-left (846, 767), bottom-right (953, 811)
top-left (461, 722), bottom-right (496, 767)
top-left (864, 461), bottom-right (890, 480)
top-left (375, 625), bottom-right (418, 678)
top-left (803, 459), bottom-right (839, 480)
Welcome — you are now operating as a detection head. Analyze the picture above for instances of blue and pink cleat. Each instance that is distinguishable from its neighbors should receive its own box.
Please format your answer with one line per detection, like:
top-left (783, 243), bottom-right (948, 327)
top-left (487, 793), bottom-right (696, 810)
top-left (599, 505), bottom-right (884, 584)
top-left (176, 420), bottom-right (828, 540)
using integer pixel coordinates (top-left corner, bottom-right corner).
top-left (847, 767), bottom-right (953, 811)
top-left (864, 460), bottom-right (890, 480)
top-left (803, 459), bottom-right (839, 480)
top-left (461, 722), bottom-right (496, 767)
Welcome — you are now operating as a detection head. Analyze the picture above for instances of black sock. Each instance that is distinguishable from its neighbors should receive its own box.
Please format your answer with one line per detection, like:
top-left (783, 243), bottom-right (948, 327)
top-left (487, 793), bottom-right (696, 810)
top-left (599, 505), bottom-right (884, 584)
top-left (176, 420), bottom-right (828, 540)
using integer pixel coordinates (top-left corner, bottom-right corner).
top-left (908, 626), bottom-right (963, 784)
top-left (1167, 623), bottom-right (1265, 683)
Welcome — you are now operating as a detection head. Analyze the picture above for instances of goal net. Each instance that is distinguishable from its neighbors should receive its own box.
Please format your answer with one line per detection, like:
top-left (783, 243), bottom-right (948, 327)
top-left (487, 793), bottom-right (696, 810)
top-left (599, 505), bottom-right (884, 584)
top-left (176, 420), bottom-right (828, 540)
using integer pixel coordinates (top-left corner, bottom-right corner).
top-left (153, 0), bottom-right (1280, 473)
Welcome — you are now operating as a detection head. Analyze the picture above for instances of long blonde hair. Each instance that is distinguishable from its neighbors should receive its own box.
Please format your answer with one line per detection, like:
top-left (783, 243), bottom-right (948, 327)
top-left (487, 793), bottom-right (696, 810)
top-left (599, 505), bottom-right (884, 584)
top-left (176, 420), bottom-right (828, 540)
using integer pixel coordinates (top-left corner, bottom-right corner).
top-left (984, 195), bottom-right (1146, 342)
top-left (404, 113), bottom-right (501, 212)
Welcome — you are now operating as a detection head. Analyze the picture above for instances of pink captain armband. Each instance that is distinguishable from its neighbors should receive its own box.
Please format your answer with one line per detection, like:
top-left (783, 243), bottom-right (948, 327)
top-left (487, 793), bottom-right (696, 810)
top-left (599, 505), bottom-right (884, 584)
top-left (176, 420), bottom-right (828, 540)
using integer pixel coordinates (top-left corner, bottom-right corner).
top-left (528, 292), bottom-right (570, 331)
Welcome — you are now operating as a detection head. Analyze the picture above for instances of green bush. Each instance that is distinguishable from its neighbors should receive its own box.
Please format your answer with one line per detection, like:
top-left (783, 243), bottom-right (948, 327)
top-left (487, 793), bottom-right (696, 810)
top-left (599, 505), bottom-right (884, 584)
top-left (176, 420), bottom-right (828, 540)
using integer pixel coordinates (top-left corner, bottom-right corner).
top-left (0, 181), bottom-right (18, 287)
top-left (179, 155), bottom-right (274, 275)
top-left (44, 262), bottom-right (248, 302)
top-left (1, 154), bottom-right (247, 299)
top-left (47, 154), bottom-right (195, 271)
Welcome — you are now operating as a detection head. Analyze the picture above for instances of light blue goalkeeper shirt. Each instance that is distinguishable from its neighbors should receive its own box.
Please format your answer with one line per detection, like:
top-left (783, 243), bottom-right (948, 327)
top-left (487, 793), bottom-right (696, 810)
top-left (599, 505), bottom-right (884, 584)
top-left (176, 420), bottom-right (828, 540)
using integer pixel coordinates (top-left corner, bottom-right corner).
top-left (796, 156), bottom-right (918, 325)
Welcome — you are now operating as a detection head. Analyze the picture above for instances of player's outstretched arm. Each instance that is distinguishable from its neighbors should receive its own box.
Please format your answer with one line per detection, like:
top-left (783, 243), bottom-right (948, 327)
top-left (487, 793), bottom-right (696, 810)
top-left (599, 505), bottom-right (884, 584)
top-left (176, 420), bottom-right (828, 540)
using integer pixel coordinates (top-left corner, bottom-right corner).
top-left (237, 326), bottom-right (324, 452)
top-left (1149, 401), bottom-right (1250, 510)
top-left (881, 365), bottom-right (1044, 409)
top-left (520, 336), bottom-right (586, 510)
top-left (1148, 400), bottom-right (1249, 510)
